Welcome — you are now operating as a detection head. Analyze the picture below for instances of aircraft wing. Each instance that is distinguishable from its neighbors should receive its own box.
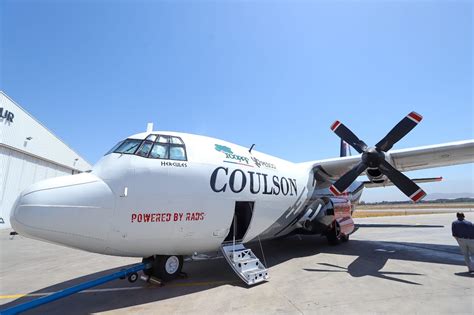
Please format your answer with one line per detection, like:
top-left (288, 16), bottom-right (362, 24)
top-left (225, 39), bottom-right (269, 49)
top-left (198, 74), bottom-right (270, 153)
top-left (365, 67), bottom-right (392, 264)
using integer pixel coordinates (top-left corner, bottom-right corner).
top-left (362, 176), bottom-right (443, 188)
top-left (304, 140), bottom-right (474, 179)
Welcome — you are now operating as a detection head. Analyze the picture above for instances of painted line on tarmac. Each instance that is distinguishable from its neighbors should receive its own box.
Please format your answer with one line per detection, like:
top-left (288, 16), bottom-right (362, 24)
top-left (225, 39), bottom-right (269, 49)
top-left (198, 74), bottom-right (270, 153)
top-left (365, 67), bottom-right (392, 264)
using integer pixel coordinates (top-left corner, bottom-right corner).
top-left (0, 280), bottom-right (239, 300)
top-left (0, 288), bottom-right (144, 300)
top-left (0, 294), bottom-right (27, 299)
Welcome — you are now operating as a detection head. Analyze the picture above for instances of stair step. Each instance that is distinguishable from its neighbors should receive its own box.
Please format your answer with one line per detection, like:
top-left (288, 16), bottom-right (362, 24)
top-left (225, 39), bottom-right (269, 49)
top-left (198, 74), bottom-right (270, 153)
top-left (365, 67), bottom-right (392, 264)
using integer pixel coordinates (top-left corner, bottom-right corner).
top-left (234, 258), bottom-right (260, 272)
top-left (221, 243), bottom-right (269, 286)
top-left (232, 250), bottom-right (252, 261)
top-left (234, 257), bottom-right (258, 265)
top-left (245, 269), bottom-right (269, 285)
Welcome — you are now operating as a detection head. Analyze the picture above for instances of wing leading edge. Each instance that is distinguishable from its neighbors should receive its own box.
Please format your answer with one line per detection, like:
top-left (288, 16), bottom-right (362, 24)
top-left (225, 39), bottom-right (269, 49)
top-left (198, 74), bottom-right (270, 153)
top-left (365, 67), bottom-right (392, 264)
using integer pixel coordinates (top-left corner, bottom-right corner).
top-left (302, 140), bottom-right (474, 180)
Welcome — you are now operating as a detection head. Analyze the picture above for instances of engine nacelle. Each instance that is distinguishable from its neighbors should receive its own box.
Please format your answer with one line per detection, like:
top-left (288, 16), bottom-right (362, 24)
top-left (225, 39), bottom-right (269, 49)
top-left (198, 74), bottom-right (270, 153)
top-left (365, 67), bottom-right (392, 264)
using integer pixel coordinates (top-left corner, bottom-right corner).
top-left (297, 199), bottom-right (332, 232)
top-left (297, 197), bottom-right (354, 237)
top-left (366, 168), bottom-right (387, 184)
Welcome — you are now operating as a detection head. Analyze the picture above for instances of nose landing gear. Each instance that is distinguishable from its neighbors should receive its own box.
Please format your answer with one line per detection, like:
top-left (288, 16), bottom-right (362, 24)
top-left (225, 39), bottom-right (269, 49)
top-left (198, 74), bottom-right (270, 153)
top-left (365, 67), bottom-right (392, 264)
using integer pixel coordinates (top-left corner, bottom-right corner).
top-left (128, 272), bottom-right (139, 283)
top-left (142, 255), bottom-right (185, 282)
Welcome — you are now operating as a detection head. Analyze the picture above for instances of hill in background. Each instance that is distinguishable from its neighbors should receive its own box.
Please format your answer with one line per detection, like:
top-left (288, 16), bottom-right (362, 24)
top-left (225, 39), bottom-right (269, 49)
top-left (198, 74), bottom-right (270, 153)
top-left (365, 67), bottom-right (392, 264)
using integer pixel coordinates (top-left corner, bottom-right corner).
top-left (360, 196), bottom-right (474, 206)
top-left (425, 192), bottom-right (474, 201)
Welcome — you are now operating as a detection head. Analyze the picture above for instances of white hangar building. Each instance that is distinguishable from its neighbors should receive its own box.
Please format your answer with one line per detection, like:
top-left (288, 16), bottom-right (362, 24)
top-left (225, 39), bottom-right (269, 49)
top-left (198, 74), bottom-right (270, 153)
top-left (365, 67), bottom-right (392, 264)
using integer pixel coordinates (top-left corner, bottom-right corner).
top-left (0, 91), bottom-right (91, 228)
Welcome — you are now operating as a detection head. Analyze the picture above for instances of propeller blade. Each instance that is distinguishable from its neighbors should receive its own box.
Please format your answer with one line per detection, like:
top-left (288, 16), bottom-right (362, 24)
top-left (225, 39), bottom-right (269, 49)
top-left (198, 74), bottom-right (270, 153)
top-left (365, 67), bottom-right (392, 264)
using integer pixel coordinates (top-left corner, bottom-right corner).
top-left (375, 112), bottom-right (423, 152)
top-left (329, 162), bottom-right (368, 196)
top-left (330, 121), bottom-right (368, 154)
top-left (378, 160), bottom-right (426, 202)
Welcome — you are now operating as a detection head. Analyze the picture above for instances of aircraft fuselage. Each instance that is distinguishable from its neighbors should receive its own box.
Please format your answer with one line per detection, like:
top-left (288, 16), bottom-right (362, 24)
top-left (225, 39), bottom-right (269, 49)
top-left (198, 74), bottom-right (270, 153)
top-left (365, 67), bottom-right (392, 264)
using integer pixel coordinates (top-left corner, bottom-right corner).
top-left (11, 131), bottom-right (357, 258)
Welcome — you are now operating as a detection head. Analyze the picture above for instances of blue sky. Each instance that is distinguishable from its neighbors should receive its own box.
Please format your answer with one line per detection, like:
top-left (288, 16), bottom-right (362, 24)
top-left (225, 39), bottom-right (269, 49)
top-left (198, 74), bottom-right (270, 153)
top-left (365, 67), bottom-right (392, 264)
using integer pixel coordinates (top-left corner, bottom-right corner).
top-left (1, 0), bottom-right (472, 202)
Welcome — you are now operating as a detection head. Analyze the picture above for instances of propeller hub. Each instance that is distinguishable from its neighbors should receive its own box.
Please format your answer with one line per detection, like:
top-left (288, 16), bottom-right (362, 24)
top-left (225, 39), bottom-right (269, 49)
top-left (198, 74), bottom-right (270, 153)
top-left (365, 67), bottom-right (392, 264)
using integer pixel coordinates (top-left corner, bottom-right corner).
top-left (362, 147), bottom-right (385, 168)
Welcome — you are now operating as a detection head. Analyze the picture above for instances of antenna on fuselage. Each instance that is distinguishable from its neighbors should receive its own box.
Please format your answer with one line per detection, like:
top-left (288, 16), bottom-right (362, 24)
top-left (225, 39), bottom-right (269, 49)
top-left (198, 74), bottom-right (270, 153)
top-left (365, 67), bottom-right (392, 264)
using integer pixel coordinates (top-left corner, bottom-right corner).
top-left (146, 122), bottom-right (154, 133)
top-left (249, 144), bottom-right (255, 153)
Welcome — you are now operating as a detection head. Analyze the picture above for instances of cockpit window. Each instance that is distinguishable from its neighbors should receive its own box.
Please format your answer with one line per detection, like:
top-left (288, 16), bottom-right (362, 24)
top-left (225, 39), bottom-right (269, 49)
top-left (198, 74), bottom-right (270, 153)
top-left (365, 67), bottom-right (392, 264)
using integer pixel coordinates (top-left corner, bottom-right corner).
top-left (149, 143), bottom-right (169, 159)
top-left (136, 140), bottom-right (154, 157)
top-left (157, 135), bottom-right (169, 143)
top-left (146, 134), bottom-right (158, 142)
top-left (170, 137), bottom-right (184, 145)
top-left (113, 139), bottom-right (143, 154)
top-left (106, 134), bottom-right (187, 161)
top-left (145, 134), bottom-right (187, 161)
top-left (105, 140), bottom-right (124, 155)
top-left (169, 146), bottom-right (186, 160)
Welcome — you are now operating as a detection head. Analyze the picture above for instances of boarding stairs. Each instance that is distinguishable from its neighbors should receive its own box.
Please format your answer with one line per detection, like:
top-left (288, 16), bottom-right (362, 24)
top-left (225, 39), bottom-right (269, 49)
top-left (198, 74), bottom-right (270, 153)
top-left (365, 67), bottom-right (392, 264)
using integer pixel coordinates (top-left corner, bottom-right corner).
top-left (220, 242), bottom-right (269, 286)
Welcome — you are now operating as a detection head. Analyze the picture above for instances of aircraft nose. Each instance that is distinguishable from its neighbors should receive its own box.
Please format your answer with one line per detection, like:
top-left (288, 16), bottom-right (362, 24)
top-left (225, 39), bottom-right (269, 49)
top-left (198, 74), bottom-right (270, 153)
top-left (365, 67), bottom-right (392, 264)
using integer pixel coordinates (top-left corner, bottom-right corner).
top-left (10, 173), bottom-right (115, 253)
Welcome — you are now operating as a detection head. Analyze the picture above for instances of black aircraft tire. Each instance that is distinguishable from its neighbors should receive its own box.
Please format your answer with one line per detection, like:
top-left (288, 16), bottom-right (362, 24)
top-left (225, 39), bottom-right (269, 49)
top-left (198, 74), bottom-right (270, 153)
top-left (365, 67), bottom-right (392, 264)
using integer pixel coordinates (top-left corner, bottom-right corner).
top-left (142, 256), bottom-right (155, 276)
top-left (128, 272), bottom-right (139, 283)
top-left (326, 222), bottom-right (342, 245)
top-left (326, 232), bottom-right (340, 245)
top-left (154, 255), bottom-right (184, 281)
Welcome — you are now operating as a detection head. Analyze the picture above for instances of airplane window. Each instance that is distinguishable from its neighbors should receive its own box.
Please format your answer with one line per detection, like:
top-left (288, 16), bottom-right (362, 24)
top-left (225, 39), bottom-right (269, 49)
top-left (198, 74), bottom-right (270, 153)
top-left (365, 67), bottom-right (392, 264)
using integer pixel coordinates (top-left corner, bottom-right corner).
top-left (111, 135), bottom-right (187, 160)
top-left (169, 146), bottom-right (186, 160)
top-left (146, 134), bottom-right (158, 142)
top-left (105, 140), bottom-right (124, 155)
top-left (113, 139), bottom-right (143, 154)
top-left (157, 135), bottom-right (169, 143)
top-left (149, 143), bottom-right (169, 159)
top-left (170, 137), bottom-right (184, 145)
top-left (136, 140), bottom-right (154, 157)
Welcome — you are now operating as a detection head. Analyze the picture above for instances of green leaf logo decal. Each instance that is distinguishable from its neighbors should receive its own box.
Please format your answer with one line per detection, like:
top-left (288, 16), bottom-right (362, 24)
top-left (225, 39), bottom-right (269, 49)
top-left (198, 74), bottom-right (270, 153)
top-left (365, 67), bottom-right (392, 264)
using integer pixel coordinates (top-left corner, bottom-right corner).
top-left (215, 144), bottom-right (233, 155)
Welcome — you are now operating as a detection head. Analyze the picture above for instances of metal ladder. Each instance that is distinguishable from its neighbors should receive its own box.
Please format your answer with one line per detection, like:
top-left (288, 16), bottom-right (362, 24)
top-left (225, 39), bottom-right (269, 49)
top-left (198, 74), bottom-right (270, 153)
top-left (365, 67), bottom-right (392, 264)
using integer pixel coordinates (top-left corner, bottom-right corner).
top-left (220, 242), bottom-right (269, 286)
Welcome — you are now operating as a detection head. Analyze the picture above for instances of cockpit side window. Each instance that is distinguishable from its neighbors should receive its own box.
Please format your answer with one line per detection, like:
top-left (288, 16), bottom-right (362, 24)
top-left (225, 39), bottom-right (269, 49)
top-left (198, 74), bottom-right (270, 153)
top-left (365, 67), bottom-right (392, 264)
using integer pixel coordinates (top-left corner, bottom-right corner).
top-left (149, 143), bottom-right (169, 159)
top-left (169, 146), bottom-right (186, 160)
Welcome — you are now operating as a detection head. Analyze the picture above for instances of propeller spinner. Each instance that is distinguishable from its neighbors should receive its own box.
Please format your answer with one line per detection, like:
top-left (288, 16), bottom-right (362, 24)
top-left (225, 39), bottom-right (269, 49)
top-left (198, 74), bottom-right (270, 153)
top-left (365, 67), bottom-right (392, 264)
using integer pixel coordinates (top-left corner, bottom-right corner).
top-left (329, 112), bottom-right (426, 203)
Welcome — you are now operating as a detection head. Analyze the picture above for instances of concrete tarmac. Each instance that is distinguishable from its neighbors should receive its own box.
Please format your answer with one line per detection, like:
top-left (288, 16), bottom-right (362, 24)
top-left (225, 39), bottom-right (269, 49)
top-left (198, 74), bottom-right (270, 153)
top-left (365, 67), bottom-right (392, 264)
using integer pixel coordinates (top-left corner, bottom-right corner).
top-left (1, 213), bottom-right (473, 314)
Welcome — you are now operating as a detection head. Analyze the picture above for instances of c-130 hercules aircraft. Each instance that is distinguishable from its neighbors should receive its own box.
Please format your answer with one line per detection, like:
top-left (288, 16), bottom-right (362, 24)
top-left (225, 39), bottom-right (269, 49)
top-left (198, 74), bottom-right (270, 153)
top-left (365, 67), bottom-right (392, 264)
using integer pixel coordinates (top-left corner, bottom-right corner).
top-left (10, 112), bottom-right (474, 285)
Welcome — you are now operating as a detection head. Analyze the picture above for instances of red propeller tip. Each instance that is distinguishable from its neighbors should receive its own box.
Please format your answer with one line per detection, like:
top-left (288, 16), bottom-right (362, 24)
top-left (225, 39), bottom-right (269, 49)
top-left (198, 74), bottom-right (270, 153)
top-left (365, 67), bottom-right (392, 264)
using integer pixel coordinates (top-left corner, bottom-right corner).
top-left (329, 185), bottom-right (342, 196)
top-left (407, 112), bottom-right (423, 123)
top-left (410, 189), bottom-right (426, 203)
top-left (331, 121), bottom-right (342, 131)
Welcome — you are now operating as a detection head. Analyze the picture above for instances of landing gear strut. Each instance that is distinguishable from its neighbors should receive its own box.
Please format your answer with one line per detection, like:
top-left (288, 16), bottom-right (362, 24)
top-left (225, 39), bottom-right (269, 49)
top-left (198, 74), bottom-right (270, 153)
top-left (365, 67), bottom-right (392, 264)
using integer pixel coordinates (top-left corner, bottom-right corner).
top-left (142, 255), bottom-right (184, 281)
top-left (326, 221), bottom-right (349, 245)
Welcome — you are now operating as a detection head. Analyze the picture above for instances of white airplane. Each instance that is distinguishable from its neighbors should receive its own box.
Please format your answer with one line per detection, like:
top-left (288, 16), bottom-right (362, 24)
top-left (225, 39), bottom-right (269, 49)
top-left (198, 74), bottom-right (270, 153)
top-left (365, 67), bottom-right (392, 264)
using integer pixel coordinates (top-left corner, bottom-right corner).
top-left (10, 112), bottom-right (474, 285)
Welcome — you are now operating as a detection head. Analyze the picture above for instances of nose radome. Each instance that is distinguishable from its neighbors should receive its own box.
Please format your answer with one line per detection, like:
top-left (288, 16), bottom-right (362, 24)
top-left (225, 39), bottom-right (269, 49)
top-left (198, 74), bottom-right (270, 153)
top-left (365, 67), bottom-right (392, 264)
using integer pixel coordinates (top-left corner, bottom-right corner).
top-left (11, 173), bottom-right (115, 254)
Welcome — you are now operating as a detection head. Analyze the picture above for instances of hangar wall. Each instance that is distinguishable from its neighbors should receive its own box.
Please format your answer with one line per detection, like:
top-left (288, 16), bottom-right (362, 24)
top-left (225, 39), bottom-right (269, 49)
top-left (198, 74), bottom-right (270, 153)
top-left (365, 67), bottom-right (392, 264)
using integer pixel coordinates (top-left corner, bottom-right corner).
top-left (0, 91), bottom-right (92, 228)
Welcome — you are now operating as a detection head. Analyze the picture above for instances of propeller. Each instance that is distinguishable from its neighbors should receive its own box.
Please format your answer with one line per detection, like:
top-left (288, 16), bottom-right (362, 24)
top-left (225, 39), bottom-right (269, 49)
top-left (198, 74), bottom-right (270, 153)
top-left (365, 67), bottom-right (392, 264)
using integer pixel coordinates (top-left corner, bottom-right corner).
top-left (329, 112), bottom-right (426, 203)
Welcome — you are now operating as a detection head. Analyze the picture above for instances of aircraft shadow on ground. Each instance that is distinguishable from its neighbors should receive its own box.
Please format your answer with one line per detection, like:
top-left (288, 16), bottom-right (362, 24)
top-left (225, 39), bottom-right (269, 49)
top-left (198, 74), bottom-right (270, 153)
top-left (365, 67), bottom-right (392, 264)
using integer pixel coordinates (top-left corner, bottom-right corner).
top-left (0, 236), bottom-right (465, 314)
top-left (266, 236), bottom-right (464, 286)
top-left (454, 271), bottom-right (474, 278)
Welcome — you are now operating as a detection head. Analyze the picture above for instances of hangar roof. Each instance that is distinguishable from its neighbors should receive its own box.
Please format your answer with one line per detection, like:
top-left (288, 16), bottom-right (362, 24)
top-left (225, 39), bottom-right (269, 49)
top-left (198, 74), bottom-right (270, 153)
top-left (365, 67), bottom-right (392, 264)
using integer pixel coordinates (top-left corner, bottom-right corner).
top-left (0, 91), bottom-right (91, 172)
